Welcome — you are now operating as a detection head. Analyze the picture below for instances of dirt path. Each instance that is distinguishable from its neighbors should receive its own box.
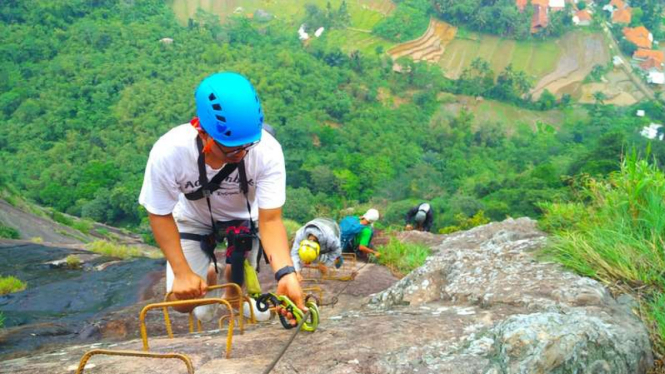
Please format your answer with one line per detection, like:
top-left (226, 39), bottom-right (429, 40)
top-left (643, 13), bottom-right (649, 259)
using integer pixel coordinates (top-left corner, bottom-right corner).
top-left (602, 24), bottom-right (661, 103)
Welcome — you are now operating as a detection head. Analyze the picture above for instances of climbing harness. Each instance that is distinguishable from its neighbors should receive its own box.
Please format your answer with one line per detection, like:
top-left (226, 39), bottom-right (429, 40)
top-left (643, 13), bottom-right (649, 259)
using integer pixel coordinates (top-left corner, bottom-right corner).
top-left (255, 293), bottom-right (320, 332)
top-left (75, 349), bottom-right (194, 374)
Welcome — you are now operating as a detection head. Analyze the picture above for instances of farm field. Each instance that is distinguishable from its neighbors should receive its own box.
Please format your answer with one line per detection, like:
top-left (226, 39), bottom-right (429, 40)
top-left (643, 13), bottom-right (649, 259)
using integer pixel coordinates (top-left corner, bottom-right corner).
top-left (388, 19), bottom-right (457, 63)
top-left (438, 32), bottom-right (561, 84)
top-left (169, 1), bottom-right (634, 105)
top-left (531, 32), bottom-right (609, 99)
top-left (169, 0), bottom-right (396, 54)
top-left (432, 95), bottom-right (588, 134)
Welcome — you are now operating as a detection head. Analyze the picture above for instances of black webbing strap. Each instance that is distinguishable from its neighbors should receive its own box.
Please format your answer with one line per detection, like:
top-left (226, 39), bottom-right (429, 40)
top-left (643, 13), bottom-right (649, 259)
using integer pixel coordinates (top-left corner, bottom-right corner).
top-left (238, 161), bottom-right (269, 270)
top-left (184, 137), bottom-right (239, 201)
top-left (180, 233), bottom-right (207, 241)
top-left (180, 134), bottom-right (268, 277)
top-left (186, 136), bottom-right (225, 273)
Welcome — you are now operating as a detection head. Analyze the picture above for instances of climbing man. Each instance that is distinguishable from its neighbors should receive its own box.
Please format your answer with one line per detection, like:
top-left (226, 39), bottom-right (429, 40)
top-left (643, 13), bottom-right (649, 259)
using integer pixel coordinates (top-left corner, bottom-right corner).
top-left (340, 208), bottom-right (381, 258)
top-left (290, 218), bottom-right (342, 282)
top-left (139, 72), bottom-right (304, 323)
top-left (405, 203), bottom-right (434, 232)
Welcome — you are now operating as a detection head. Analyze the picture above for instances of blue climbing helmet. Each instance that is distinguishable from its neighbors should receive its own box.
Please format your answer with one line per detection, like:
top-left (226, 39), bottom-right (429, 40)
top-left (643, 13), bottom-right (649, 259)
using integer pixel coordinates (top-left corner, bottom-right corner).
top-left (195, 72), bottom-right (264, 147)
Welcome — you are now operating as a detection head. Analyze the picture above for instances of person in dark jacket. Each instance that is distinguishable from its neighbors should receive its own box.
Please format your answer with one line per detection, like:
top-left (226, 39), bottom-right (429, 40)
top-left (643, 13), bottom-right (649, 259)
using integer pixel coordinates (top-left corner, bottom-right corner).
top-left (405, 203), bottom-right (434, 232)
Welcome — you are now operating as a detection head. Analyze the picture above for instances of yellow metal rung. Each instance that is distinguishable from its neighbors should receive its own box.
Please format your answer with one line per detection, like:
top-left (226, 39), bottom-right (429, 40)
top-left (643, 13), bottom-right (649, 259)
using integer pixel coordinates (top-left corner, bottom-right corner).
top-left (75, 349), bottom-right (194, 374)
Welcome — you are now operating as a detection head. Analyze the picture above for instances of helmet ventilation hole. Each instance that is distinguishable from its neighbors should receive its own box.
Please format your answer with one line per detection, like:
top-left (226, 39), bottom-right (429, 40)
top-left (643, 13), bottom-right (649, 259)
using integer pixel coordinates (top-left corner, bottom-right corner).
top-left (212, 103), bottom-right (222, 111)
top-left (209, 93), bottom-right (216, 101)
top-left (225, 131), bottom-right (232, 137)
top-left (216, 115), bottom-right (226, 122)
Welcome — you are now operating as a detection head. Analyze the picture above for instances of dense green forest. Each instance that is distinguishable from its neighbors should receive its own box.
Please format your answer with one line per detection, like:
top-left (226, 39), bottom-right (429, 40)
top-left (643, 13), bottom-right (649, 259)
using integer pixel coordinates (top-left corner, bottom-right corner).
top-left (431, 0), bottom-right (572, 39)
top-left (1, 0), bottom-right (664, 237)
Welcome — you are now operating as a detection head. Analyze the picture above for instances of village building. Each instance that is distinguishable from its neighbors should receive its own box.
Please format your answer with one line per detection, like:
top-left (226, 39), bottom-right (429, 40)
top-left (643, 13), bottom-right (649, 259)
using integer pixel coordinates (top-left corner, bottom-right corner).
top-left (640, 123), bottom-right (665, 140)
top-left (633, 48), bottom-right (664, 63)
top-left (532, 4), bottom-right (550, 33)
top-left (298, 24), bottom-right (309, 41)
top-left (610, 0), bottom-right (626, 8)
top-left (611, 7), bottom-right (631, 24)
top-left (647, 71), bottom-right (665, 85)
top-left (573, 9), bottom-right (592, 26)
top-left (631, 49), bottom-right (665, 85)
top-left (549, 0), bottom-right (566, 11)
top-left (623, 26), bottom-right (653, 49)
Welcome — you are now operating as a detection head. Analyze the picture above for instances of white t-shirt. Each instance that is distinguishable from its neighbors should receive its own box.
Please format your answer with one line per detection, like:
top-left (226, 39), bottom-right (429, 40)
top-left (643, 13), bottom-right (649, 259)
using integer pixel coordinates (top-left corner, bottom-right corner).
top-left (138, 124), bottom-right (286, 227)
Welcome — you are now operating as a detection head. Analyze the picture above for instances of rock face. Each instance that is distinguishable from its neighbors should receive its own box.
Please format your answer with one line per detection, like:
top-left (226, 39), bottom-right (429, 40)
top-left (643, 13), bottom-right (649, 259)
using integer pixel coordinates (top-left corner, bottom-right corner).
top-left (0, 218), bottom-right (653, 374)
top-left (369, 217), bottom-right (653, 374)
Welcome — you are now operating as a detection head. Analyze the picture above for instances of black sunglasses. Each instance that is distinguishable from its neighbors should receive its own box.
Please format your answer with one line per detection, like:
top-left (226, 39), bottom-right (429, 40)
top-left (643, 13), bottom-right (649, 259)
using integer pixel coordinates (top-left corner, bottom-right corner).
top-left (215, 140), bottom-right (260, 157)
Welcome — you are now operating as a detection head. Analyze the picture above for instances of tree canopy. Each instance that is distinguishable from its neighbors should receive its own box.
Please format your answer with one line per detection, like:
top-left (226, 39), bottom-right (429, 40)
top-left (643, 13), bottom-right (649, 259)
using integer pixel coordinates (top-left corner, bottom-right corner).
top-left (0, 0), bottom-right (662, 235)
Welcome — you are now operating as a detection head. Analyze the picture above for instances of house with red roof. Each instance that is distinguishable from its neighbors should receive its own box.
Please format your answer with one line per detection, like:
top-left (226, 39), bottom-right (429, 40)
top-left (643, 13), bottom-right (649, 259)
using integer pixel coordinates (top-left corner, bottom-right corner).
top-left (633, 49), bottom-right (664, 64)
top-left (640, 57), bottom-right (664, 73)
top-left (532, 4), bottom-right (550, 32)
top-left (611, 8), bottom-right (631, 24)
top-left (623, 26), bottom-right (653, 49)
top-left (610, 0), bottom-right (626, 9)
top-left (573, 9), bottom-right (592, 26)
top-left (633, 49), bottom-right (665, 84)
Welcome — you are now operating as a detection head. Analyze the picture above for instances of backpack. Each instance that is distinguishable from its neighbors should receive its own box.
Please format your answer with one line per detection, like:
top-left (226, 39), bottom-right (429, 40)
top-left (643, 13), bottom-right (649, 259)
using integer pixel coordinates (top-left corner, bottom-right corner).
top-left (339, 216), bottom-right (366, 251)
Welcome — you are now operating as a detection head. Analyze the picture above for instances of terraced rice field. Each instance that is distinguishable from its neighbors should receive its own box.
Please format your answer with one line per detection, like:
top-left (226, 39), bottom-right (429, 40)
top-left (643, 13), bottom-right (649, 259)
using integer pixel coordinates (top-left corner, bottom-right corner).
top-left (388, 19), bottom-right (457, 63)
top-left (169, 0), bottom-right (396, 54)
top-left (438, 34), bottom-right (561, 82)
top-left (531, 32), bottom-right (610, 99)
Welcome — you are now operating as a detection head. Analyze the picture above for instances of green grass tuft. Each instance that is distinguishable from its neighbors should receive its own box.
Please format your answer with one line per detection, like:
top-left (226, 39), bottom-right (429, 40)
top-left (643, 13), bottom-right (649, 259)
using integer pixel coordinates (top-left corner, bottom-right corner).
top-left (0, 223), bottom-right (20, 239)
top-left (86, 240), bottom-right (142, 259)
top-left (65, 255), bottom-right (82, 269)
top-left (376, 237), bottom-right (431, 276)
top-left (72, 219), bottom-right (94, 234)
top-left (0, 276), bottom-right (27, 295)
top-left (540, 151), bottom-right (665, 353)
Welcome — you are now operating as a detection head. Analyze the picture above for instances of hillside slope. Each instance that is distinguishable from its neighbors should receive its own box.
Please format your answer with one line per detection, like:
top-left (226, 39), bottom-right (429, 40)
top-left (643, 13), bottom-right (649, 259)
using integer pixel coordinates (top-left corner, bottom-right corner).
top-left (0, 199), bottom-right (91, 245)
top-left (0, 218), bottom-right (653, 374)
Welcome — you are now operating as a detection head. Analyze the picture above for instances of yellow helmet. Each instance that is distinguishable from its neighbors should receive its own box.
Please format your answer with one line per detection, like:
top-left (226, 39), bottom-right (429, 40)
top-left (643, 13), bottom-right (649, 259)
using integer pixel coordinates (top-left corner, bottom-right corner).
top-left (298, 239), bottom-right (320, 264)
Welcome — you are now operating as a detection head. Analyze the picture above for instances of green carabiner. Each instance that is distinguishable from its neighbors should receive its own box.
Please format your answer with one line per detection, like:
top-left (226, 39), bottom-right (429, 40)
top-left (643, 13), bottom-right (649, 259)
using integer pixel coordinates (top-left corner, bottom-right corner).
top-left (255, 293), bottom-right (319, 332)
